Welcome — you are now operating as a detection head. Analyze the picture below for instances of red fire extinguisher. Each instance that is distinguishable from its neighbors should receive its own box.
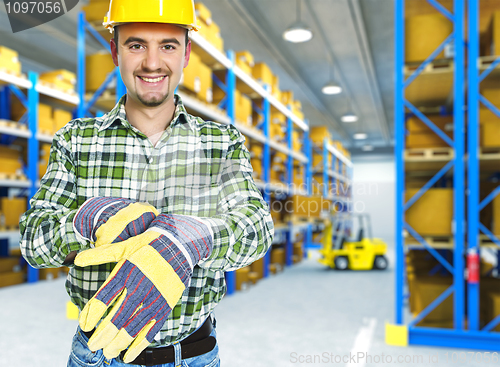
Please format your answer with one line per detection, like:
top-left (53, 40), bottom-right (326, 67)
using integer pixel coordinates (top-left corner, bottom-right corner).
top-left (467, 250), bottom-right (480, 284)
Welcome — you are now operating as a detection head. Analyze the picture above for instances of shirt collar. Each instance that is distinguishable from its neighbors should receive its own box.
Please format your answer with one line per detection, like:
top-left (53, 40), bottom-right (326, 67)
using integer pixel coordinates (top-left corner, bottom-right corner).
top-left (97, 94), bottom-right (194, 132)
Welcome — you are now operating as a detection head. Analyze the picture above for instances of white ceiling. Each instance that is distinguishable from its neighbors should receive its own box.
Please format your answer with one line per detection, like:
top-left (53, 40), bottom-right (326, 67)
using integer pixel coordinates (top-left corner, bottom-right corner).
top-left (0, 0), bottom-right (395, 155)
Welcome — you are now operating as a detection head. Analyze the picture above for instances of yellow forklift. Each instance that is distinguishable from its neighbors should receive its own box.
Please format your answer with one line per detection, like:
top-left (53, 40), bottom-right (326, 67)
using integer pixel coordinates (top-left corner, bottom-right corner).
top-left (319, 213), bottom-right (388, 270)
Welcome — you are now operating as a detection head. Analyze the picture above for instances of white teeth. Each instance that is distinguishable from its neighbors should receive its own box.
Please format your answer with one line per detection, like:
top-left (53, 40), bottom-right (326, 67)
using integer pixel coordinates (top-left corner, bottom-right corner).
top-left (140, 76), bottom-right (165, 83)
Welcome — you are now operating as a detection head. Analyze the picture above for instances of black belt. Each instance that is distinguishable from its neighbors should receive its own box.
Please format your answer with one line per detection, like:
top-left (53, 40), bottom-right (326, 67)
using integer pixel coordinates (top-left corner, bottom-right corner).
top-left (82, 317), bottom-right (216, 365)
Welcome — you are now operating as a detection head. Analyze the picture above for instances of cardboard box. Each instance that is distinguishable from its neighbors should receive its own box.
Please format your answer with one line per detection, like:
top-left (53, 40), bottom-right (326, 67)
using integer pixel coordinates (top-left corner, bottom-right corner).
top-left (407, 274), bottom-right (453, 323)
top-left (290, 195), bottom-right (330, 218)
top-left (0, 271), bottom-right (24, 288)
top-left (39, 70), bottom-right (76, 92)
top-left (195, 2), bottom-right (212, 25)
top-left (82, 0), bottom-right (110, 22)
top-left (0, 145), bottom-right (23, 175)
top-left (281, 90), bottom-right (294, 106)
top-left (250, 144), bottom-right (263, 159)
top-left (406, 13), bottom-right (453, 63)
top-left (0, 197), bottom-right (27, 227)
top-left (235, 90), bottom-right (252, 126)
top-left (406, 115), bottom-right (453, 133)
top-left (481, 120), bottom-right (500, 148)
top-left (0, 257), bottom-right (21, 273)
top-left (235, 266), bottom-right (250, 291)
top-left (406, 131), bottom-right (452, 149)
top-left (53, 109), bottom-right (72, 132)
top-left (251, 158), bottom-right (262, 179)
top-left (483, 11), bottom-right (500, 56)
top-left (0, 45), bottom-right (21, 75)
top-left (493, 195), bottom-right (500, 235)
top-left (182, 51), bottom-right (213, 103)
top-left (250, 257), bottom-right (264, 279)
top-left (252, 62), bottom-right (273, 87)
top-left (293, 166), bottom-right (304, 187)
top-left (235, 51), bottom-right (254, 75)
top-left (86, 52), bottom-right (116, 92)
top-left (479, 88), bottom-right (500, 123)
top-left (406, 188), bottom-right (453, 236)
top-left (309, 126), bottom-right (331, 145)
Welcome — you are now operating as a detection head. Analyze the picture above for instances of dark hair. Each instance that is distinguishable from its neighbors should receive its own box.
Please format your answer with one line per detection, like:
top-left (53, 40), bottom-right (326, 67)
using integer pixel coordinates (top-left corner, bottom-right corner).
top-left (113, 26), bottom-right (189, 52)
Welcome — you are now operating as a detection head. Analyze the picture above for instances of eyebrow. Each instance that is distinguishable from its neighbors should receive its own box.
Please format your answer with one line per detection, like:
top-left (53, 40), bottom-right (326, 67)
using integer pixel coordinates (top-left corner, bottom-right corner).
top-left (123, 37), bottom-right (182, 46)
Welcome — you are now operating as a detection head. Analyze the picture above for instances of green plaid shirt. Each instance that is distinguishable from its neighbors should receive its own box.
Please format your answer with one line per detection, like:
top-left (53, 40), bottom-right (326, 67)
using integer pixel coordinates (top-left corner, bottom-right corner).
top-left (19, 94), bottom-right (274, 346)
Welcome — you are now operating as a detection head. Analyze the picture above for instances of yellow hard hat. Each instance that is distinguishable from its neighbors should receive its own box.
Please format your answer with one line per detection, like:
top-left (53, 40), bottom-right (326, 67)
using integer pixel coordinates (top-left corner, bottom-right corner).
top-left (103, 0), bottom-right (200, 33)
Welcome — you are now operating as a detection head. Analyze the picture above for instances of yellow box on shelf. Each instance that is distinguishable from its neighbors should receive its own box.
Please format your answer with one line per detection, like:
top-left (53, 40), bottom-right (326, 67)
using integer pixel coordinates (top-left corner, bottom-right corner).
top-left (250, 157), bottom-right (262, 180)
top-left (235, 50), bottom-right (254, 75)
top-left (0, 45), bottom-right (21, 76)
top-left (483, 11), bottom-right (500, 56)
top-left (82, 0), bottom-right (110, 22)
top-left (0, 197), bottom-right (27, 227)
top-left (86, 52), bottom-right (115, 92)
top-left (406, 132), bottom-right (452, 149)
top-left (281, 90), bottom-right (294, 107)
top-left (0, 145), bottom-right (23, 176)
top-left (194, 2), bottom-right (212, 25)
top-left (39, 69), bottom-right (76, 93)
top-left (252, 62), bottom-right (274, 88)
top-left (235, 90), bottom-right (252, 126)
top-left (405, 13), bottom-right (453, 63)
top-left (406, 188), bottom-right (453, 236)
top-left (479, 88), bottom-right (500, 122)
top-left (12, 101), bottom-right (54, 135)
top-left (481, 120), bottom-right (500, 148)
top-left (309, 126), bottom-right (331, 145)
top-left (53, 109), bottom-right (72, 133)
top-left (182, 51), bottom-right (213, 103)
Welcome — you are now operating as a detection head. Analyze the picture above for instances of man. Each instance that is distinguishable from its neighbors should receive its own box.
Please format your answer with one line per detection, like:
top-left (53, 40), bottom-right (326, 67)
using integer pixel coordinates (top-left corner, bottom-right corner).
top-left (19, 0), bottom-right (274, 366)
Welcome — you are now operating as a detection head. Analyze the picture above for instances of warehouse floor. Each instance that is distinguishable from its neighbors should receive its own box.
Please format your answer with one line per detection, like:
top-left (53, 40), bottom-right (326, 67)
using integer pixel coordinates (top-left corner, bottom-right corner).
top-left (0, 246), bottom-right (496, 367)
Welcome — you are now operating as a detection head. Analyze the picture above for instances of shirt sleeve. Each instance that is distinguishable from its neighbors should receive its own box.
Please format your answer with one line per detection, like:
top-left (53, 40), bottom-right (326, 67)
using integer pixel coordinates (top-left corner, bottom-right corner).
top-left (19, 127), bottom-right (85, 268)
top-left (197, 125), bottom-right (274, 272)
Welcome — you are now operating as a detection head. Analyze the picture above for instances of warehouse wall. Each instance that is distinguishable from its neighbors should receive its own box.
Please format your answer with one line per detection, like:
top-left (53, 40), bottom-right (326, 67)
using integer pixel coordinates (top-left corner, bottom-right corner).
top-left (351, 154), bottom-right (395, 246)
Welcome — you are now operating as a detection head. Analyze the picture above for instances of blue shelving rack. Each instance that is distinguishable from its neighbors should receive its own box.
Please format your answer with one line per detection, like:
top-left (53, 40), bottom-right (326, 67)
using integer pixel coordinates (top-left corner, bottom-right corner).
top-left (393, 0), bottom-right (500, 349)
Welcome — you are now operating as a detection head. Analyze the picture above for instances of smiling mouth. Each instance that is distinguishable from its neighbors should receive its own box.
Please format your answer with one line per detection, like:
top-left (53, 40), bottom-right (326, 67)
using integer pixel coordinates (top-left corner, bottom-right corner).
top-left (138, 76), bottom-right (167, 83)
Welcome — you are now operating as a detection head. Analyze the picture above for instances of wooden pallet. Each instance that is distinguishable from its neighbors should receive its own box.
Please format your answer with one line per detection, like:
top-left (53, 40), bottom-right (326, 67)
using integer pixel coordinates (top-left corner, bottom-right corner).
top-left (0, 225), bottom-right (19, 232)
top-left (479, 234), bottom-right (500, 248)
top-left (404, 58), bottom-right (454, 75)
top-left (0, 172), bottom-right (28, 181)
top-left (480, 147), bottom-right (500, 158)
top-left (405, 147), bottom-right (454, 161)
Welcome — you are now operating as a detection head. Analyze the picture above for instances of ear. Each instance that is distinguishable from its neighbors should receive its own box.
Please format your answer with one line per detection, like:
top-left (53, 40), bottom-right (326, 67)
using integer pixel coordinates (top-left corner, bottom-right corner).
top-left (183, 40), bottom-right (192, 68)
top-left (110, 38), bottom-right (119, 67)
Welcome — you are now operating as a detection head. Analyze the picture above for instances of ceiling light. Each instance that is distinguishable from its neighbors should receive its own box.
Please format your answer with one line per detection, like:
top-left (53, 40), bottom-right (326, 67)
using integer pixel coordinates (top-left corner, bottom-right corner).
top-left (322, 82), bottom-right (342, 95)
top-left (341, 112), bottom-right (358, 123)
top-left (362, 145), bottom-right (374, 151)
top-left (283, 0), bottom-right (313, 43)
top-left (354, 133), bottom-right (368, 140)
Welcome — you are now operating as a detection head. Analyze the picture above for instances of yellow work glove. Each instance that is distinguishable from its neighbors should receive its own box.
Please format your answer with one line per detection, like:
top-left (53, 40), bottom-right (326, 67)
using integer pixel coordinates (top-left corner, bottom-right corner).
top-left (73, 197), bottom-right (158, 247)
top-left (74, 214), bottom-right (213, 362)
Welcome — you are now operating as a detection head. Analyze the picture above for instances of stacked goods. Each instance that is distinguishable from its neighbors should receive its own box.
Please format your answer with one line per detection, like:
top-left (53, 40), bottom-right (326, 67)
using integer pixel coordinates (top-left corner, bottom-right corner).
top-left (271, 74), bottom-right (281, 101)
top-left (0, 145), bottom-right (23, 177)
top-left (252, 62), bottom-right (273, 88)
top-left (288, 195), bottom-right (330, 218)
top-left (249, 144), bottom-right (263, 180)
top-left (281, 90), bottom-right (294, 107)
top-left (181, 50), bottom-right (213, 103)
top-left (293, 165), bottom-right (305, 187)
top-left (11, 100), bottom-right (54, 135)
top-left (406, 115), bottom-right (453, 149)
top-left (293, 242), bottom-right (304, 263)
top-left (235, 50), bottom-right (254, 75)
top-left (309, 126), bottom-right (331, 146)
top-left (39, 70), bottom-right (76, 94)
top-left (270, 152), bottom-right (286, 183)
top-left (480, 277), bottom-right (500, 331)
top-left (405, 13), bottom-right (453, 63)
top-left (480, 89), bottom-right (500, 148)
top-left (39, 143), bottom-right (51, 179)
top-left (0, 197), bottom-right (27, 228)
top-left (270, 113), bottom-right (286, 143)
top-left (234, 90), bottom-right (252, 126)
top-left (0, 46), bottom-right (21, 76)
top-left (53, 109), bottom-right (72, 133)
top-left (235, 266), bottom-right (250, 290)
top-left (292, 131), bottom-right (301, 152)
top-left (250, 257), bottom-right (265, 280)
top-left (271, 247), bottom-right (285, 271)
top-left (492, 195), bottom-right (500, 235)
top-left (291, 100), bottom-right (304, 121)
top-left (405, 188), bottom-right (453, 236)
top-left (0, 253), bottom-right (24, 288)
top-left (195, 3), bottom-right (224, 52)
top-left (86, 52), bottom-right (116, 92)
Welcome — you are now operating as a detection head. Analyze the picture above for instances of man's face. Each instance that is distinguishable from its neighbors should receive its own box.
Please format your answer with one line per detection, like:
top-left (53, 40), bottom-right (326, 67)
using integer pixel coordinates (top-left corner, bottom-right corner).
top-left (111, 22), bottom-right (191, 108)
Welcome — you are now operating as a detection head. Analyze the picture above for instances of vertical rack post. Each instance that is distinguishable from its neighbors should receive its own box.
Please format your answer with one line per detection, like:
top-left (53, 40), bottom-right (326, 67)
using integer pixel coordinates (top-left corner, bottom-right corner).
top-left (394, 0), bottom-right (405, 325)
top-left (77, 11), bottom-right (86, 118)
top-left (453, 0), bottom-right (465, 331)
top-left (224, 50), bottom-right (236, 295)
top-left (262, 85), bottom-right (271, 278)
top-left (27, 71), bottom-right (39, 283)
top-left (467, 0), bottom-right (480, 332)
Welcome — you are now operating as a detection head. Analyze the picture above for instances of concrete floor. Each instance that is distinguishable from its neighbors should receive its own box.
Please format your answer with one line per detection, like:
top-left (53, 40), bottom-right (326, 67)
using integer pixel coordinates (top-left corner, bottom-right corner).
top-left (0, 250), bottom-right (497, 367)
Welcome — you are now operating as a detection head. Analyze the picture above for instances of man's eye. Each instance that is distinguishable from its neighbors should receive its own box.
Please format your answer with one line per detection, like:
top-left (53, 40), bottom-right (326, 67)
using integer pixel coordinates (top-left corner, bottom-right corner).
top-left (130, 44), bottom-right (143, 50)
top-left (163, 45), bottom-right (175, 50)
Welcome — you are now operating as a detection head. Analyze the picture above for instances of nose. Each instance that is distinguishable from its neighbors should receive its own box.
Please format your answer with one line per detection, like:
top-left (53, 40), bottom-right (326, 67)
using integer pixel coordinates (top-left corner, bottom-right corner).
top-left (142, 47), bottom-right (161, 72)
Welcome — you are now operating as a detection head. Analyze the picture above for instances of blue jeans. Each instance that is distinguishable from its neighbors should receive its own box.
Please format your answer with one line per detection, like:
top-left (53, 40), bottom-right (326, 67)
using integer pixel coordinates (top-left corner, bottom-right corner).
top-left (67, 326), bottom-right (220, 367)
